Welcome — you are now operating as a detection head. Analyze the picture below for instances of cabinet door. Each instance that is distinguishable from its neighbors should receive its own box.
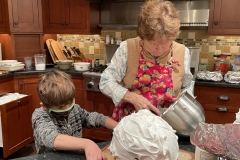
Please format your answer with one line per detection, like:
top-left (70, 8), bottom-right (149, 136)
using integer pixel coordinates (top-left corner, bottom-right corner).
top-left (18, 77), bottom-right (41, 114)
top-left (66, 0), bottom-right (88, 30)
top-left (0, 76), bottom-right (13, 96)
top-left (85, 91), bottom-right (115, 141)
top-left (41, 0), bottom-right (66, 31)
top-left (0, 96), bottom-right (33, 158)
top-left (72, 76), bottom-right (85, 107)
top-left (0, 0), bottom-right (9, 33)
top-left (42, 0), bottom-right (100, 34)
top-left (208, 0), bottom-right (240, 35)
top-left (8, 0), bottom-right (43, 33)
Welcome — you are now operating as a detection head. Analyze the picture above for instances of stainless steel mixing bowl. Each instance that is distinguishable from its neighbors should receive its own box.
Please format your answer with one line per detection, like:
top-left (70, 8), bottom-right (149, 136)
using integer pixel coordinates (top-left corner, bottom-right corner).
top-left (162, 91), bottom-right (205, 137)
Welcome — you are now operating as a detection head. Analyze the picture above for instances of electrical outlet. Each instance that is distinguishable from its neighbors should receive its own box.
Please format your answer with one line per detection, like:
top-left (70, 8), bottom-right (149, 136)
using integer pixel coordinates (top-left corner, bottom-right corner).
top-left (89, 46), bottom-right (94, 54)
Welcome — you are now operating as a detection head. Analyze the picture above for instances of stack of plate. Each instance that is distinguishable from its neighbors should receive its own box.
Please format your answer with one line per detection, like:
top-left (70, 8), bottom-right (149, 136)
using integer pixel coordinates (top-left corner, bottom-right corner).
top-left (0, 60), bottom-right (25, 71)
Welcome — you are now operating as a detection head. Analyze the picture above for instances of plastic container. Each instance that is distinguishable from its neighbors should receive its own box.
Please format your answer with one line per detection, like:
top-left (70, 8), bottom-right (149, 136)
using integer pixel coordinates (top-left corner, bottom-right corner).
top-left (234, 55), bottom-right (240, 65)
top-left (195, 147), bottom-right (218, 160)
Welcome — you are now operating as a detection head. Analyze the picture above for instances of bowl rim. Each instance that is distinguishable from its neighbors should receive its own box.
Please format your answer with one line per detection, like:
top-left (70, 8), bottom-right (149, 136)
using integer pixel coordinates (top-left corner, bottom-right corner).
top-left (74, 62), bottom-right (90, 65)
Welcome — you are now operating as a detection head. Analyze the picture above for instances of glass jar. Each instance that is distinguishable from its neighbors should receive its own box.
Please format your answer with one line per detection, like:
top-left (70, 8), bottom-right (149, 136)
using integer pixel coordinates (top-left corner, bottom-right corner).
top-left (106, 35), bottom-right (110, 44)
top-left (214, 55), bottom-right (229, 74)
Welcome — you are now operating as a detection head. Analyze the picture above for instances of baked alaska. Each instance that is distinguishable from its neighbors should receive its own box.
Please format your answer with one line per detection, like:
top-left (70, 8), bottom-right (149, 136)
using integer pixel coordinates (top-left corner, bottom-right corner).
top-left (109, 109), bottom-right (179, 160)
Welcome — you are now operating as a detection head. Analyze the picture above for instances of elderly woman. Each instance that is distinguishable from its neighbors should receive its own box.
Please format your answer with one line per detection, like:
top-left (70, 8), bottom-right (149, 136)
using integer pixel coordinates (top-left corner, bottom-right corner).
top-left (100, 0), bottom-right (193, 121)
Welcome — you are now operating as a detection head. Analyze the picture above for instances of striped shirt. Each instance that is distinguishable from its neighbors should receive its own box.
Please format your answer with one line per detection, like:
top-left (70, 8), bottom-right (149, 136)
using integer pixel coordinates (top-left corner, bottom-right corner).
top-left (32, 104), bottom-right (108, 154)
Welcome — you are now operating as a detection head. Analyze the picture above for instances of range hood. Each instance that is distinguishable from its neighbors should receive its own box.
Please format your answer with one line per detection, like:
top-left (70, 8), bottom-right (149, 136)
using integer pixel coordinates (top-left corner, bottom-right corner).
top-left (98, 0), bottom-right (209, 30)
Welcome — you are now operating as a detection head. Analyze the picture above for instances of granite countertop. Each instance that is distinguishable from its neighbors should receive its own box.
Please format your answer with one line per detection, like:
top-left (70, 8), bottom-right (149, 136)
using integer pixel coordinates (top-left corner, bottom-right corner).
top-left (195, 78), bottom-right (240, 88)
top-left (10, 138), bottom-right (195, 160)
top-left (0, 66), bottom-right (85, 78)
top-left (1, 67), bottom-right (240, 89)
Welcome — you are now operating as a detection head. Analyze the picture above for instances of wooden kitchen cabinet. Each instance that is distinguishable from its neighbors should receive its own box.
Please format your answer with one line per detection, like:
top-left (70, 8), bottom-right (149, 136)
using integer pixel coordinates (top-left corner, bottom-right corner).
top-left (7, 0), bottom-right (43, 33)
top-left (208, 0), bottom-right (240, 35)
top-left (0, 76), bottom-right (13, 96)
top-left (72, 76), bottom-right (85, 108)
top-left (15, 74), bottom-right (86, 116)
top-left (41, 0), bottom-right (100, 34)
top-left (84, 91), bottom-right (115, 141)
top-left (15, 75), bottom-right (41, 115)
top-left (0, 34), bottom-right (44, 62)
top-left (0, 95), bottom-right (33, 158)
top-left (0, 0), bottom-right (10, 33)
top-left (194, 85), bottom-right (240, 124)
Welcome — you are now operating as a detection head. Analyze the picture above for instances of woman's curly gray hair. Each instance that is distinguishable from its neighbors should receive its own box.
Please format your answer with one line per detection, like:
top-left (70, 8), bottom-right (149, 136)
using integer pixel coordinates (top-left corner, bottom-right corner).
top-left (137, 0), bottom-right (180, 41)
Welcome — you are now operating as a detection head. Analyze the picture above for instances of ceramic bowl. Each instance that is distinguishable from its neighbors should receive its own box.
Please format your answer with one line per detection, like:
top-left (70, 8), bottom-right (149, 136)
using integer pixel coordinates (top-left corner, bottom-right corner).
top-left (56, 60), bottom-right (73, 70)
top-left (74, 62), bottom-right (90, 71)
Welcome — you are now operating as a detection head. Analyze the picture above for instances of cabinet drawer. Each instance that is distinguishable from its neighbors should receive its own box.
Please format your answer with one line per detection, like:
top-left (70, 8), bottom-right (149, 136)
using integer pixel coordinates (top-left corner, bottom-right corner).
top-left (203, 103), bottom-right (239, 124)
top-left (197, 87), bottom-right (240, 106)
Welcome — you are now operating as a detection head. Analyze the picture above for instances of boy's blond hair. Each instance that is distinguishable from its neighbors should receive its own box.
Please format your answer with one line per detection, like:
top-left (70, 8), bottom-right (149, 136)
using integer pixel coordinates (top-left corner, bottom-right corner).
top-left (36, 70), bottom-right (75, 108)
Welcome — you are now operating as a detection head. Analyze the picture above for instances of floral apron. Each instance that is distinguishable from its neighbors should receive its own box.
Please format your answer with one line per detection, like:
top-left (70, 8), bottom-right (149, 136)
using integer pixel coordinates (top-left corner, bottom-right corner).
top-left (112, 41), bottom-right (177, 122)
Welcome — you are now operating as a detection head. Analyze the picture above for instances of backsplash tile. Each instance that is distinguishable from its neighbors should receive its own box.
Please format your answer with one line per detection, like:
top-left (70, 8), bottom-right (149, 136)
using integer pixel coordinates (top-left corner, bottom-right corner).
top-left (57, 30), bottom-right (240, 71)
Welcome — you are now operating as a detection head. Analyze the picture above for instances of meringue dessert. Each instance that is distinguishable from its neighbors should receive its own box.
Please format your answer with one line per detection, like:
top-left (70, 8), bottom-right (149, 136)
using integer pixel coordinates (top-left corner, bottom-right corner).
top-left (109, 109), bottom-right (179, 160)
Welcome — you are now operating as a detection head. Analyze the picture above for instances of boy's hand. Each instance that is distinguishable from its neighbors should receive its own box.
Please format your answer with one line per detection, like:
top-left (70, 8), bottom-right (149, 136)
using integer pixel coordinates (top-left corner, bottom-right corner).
top-left (84, 140), bottom-right (107, 160)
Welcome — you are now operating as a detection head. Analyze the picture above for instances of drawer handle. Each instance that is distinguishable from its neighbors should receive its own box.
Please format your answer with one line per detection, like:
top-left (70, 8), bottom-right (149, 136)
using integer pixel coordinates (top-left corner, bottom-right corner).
top-left (217, 95), bottom-right (230, 101)
top-left (17, 101), bottom-right (21, 105)
top-left (216, 107), bottom-right (229, 112)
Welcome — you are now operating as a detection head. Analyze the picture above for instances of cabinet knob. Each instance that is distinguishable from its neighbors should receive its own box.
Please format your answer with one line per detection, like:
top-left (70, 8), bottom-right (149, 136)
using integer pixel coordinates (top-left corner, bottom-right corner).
top-left (214, 21), bottom-right (218, 25)
top-left (216, 106), bottom-right (228, 112)
top-left (17, 101), bottom-right (21, 105)
top-left (14, 21), bottom-right (18, 25)
top-left (61, 22), bottom-right (65, 25)
top-left (19, 82), bottom-right (24, 90)
top-left (217, 95), bottom-right (230, 101)
top-left (65, 22), bottom-right (68, 26)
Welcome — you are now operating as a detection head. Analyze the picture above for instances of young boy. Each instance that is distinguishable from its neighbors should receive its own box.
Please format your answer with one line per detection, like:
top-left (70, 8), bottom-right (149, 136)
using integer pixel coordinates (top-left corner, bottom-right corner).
top-left (32, 70), bottom-right (118, 159)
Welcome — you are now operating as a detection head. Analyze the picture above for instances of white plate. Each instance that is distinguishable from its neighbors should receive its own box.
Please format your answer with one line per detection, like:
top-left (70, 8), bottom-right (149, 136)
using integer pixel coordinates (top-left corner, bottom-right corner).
top-left (0, 64), bottom-right (25, 71)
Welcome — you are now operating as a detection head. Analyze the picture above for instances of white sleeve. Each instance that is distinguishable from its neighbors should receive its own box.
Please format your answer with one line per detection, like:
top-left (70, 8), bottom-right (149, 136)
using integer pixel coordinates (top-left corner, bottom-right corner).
top-left (181, 47), bottom-right (194, 96)
top-left (99, 41), bottom-right (129, 106)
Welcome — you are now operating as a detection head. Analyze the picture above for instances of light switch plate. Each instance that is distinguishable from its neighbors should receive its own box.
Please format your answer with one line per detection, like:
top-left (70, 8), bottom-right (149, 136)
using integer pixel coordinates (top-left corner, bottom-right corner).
top-left (89, 46), bottom-right (94, 54)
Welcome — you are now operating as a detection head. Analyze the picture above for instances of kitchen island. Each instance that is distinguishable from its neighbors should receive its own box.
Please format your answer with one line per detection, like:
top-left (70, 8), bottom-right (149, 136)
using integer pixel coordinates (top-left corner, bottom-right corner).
top-left (10, 137), bottom-right (195, 160)
top-left (0, 68), bottom-right (238, 158)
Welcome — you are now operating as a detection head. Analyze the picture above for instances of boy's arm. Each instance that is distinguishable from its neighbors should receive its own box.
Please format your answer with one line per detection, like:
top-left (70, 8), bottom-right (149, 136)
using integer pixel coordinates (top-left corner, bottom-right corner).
top-left (104, 117), bottom-right (118, 130)
top-left (53, 135), bottom-right (107, 159)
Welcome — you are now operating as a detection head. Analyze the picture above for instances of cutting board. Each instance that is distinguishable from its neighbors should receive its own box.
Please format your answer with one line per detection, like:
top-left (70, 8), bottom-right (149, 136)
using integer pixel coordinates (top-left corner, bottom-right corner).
top-left (102, 145), bottom-right (195, 160)
top-left (46, 39), bottom-right (59, 64)
top-left (46, 39), bottom-right (67, 62)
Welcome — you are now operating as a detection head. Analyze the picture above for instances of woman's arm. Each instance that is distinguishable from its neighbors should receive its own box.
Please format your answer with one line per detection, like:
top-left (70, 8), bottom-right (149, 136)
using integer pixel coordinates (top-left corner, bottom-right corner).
top-left (181, 47), bottom-right (194, 97)
top-left (99, 41), bottom-right (129, 106)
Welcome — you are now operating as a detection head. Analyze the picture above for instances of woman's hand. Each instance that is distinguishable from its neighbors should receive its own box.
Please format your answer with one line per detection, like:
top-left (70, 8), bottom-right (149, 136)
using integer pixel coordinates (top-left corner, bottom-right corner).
top-left (123, 91), bottom-right (162, 116)
top-left (84, 140), bottom-right (107, 160)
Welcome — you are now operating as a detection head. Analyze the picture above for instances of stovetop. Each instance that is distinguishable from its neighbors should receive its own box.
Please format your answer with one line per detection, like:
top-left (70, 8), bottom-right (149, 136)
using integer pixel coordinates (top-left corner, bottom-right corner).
top-left (89, 64), bottom-right (108, 73)
top-left (83, 64), bottom-right (108, 91)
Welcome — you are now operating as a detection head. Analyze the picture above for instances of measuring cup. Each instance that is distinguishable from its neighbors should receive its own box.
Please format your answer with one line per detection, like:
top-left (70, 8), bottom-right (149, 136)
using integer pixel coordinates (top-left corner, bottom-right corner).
top-left (34, 54), bottom-right (46, 70)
